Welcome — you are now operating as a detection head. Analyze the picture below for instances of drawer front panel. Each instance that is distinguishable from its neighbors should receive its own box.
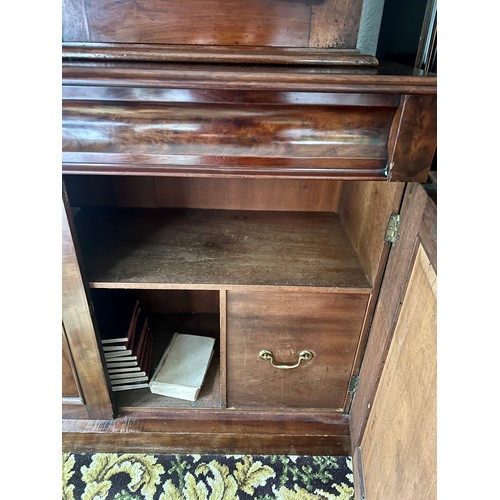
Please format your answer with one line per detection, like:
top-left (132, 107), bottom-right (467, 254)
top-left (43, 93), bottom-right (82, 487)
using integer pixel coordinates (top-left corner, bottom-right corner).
top-left (226, 291), bottom-right (368, 410)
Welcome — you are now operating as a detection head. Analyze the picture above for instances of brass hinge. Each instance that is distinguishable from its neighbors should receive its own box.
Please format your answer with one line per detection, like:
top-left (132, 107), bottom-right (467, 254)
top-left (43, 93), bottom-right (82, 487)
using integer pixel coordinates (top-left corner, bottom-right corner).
top-left (384, 214), bottom-right (401, 244)
top-left (348, 375), bottom-right (359, 395)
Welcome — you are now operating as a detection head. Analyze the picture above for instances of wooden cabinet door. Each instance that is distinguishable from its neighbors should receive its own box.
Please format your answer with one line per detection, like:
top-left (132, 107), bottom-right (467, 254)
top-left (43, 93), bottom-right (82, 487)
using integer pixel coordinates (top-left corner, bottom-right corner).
top-left (350, 183), bottom-right (437, 500)
top-left (62, 197), bottom-right (114, 419)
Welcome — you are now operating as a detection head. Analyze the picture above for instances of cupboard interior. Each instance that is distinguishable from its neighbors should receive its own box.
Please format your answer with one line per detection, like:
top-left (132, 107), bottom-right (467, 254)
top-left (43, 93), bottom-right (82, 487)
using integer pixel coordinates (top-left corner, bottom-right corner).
top-left (64, 175), bottom-right (403, 413)
top-left (91, 288), bottom-right (221, 410)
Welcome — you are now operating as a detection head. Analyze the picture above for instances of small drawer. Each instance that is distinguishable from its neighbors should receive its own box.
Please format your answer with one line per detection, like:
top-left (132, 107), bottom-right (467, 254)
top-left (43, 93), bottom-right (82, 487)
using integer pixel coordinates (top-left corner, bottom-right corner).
top-left (226, 290), bottom-right (369, 410)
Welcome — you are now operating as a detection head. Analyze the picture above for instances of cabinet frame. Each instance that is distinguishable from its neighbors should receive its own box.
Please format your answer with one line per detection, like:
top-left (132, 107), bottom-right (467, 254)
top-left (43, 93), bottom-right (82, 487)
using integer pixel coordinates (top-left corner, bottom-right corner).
top-left (61, 58), bottom-right (436, 455)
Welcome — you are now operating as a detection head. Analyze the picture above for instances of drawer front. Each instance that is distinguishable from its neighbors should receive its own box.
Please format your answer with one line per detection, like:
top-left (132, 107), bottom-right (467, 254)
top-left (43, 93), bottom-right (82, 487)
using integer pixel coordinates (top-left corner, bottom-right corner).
top-left (226, 291), bottom-right (369, 410)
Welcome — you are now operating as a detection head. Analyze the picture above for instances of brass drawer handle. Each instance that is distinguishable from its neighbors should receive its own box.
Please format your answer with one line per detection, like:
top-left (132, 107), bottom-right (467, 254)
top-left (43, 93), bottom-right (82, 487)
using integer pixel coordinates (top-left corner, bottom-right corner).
top-left (258, 349), bottom-right (314, 370)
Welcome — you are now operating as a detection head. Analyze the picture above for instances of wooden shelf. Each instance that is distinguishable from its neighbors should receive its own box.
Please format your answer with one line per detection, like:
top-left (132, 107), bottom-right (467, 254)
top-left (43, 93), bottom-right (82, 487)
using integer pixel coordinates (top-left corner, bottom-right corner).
top-left (76, 208), bottom-right (372, 290)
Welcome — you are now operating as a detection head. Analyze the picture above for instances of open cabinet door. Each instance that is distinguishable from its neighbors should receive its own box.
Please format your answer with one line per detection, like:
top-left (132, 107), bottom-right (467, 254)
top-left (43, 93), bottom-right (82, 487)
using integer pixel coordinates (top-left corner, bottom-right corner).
top-left (349, 182), bottom-right (437, 500)
top-left (62, 194), bottom-right (115, 420)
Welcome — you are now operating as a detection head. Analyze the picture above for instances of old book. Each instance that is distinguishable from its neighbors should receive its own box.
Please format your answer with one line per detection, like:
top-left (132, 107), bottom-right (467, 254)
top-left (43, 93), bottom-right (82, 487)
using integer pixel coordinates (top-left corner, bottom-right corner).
top-left (149, 333), bottom-right (215, 401)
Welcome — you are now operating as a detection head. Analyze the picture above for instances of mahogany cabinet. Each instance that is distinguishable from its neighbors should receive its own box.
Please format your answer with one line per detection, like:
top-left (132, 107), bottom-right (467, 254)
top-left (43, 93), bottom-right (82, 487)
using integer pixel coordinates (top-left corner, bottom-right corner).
top-left (62, 0), bottom-right (437, 463)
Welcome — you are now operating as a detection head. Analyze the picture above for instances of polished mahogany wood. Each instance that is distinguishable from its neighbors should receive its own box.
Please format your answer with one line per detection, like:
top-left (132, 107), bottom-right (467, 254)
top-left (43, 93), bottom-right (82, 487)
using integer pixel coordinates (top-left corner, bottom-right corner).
top-left (63, 0), bottom-right (363, 51)
top-left (388, 95), bottom-right (437, 182)
top-left (61, 0), bottom-right (438, 460)
top-left (63, 86), bottom-right (398, 107)
top-left (62, 100), bottom-right (394, 159)
top-left (226, 291), bottom-right (369, 410)
top-left (62, 99), bottom-right (395, 178)
top-left (62, 63), bottom-right (436, 181)
top-left (62, 62), bottom-right (437, 94)
top-left (63, 43), bottom-right (377, 66)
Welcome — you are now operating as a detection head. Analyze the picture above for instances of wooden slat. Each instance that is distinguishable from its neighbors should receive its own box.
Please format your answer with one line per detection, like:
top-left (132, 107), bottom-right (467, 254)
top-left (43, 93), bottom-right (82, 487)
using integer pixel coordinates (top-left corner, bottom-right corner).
top-left (76, 209), bottom-right (372, 289)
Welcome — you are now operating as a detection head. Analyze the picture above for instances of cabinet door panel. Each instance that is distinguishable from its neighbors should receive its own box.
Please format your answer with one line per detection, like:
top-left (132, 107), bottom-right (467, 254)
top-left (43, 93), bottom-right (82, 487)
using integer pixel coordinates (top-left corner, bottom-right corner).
top-left (226, 291), bottom-right (368, 410)
top-left (62, 197), bottom-right (114, 419)
top-left (350, 183), bottom-right (437, 499)
top-left (62, 325), bottom-right (81, 400)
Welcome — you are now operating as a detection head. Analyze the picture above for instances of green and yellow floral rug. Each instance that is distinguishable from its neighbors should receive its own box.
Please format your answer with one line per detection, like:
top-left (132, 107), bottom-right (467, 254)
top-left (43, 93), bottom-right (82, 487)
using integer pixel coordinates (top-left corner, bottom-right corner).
top-left (62, 453), bottom-right (354, 499)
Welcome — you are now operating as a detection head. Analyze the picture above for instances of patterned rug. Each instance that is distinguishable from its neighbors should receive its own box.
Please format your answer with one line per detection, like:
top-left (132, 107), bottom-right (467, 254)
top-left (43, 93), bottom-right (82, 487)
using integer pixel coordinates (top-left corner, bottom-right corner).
top-left (62, 453), bottom-right (354, 499)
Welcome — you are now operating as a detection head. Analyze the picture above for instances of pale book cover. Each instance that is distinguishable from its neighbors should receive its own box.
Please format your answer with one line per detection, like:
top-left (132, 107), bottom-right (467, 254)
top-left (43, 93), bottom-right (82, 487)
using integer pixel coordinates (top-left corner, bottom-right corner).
top-left (149, 333), bottom-right (215, 401)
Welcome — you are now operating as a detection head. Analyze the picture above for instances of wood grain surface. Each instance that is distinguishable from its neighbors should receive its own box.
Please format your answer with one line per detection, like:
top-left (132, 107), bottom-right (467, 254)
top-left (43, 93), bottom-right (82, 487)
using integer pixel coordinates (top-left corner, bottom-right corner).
top-left (388, 94), bottom-right (437, 182)
top-left (74, 208), bottom-right (372, 289)
top-left (361, 244), bottom-right (436, 499)
top-left (62, 325), bottom-right (83, 401)
top-left (63, 0), bottom-right (364, 50)
top-left (62, 197), bottom-right (114, 419)
top-left (62, 63), bottom-right (437, 94)
top-left (62, 100), bottom-right (395, 178)
top-left (227, 291), bottom-right (368, 410)
top-left (64, 175), bottom-right (342, 213)
top-left (338, 181), bottom-right (405, 285)
top-left (349, 183), bottom-right (437, 450)
top-left (62, 43), bottom-right (377, 66)
top-left (62, 411), bottom-right (351, 455)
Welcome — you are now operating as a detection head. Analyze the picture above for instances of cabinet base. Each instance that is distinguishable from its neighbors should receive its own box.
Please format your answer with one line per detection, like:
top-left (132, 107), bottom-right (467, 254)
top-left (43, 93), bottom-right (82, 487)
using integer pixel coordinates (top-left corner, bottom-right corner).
top-left (62, 412), bottom-right (351, 456)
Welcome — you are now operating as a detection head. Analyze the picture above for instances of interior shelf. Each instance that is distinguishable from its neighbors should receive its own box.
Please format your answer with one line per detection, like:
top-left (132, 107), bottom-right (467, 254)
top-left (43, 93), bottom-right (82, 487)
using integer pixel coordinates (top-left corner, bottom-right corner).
top-left (75, 208), bottom-right (372, 290)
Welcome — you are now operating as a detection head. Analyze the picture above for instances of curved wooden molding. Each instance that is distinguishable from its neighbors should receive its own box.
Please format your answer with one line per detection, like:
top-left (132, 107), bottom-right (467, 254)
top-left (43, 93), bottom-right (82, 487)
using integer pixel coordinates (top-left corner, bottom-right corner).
top-left (62, 63), bottom-right (437, 181)
top-left (63, 43), bottom-right (379, 67)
